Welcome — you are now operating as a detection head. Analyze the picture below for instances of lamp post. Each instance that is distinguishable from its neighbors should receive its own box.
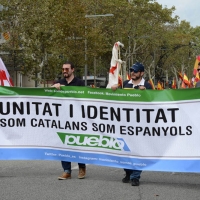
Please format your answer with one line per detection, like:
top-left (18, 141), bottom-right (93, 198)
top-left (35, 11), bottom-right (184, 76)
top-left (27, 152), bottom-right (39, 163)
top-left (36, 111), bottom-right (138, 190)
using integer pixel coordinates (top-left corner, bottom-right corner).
top-left (84, 14), bottom-right (114, 86)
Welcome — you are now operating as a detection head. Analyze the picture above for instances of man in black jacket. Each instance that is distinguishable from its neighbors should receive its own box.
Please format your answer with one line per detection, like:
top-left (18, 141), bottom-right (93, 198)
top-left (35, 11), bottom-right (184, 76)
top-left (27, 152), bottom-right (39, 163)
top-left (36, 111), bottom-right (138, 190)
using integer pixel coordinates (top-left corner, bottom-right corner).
top-left (52, 61), bottom-right (86, 180)
top-left (111, 62), bottom-right (152, 186)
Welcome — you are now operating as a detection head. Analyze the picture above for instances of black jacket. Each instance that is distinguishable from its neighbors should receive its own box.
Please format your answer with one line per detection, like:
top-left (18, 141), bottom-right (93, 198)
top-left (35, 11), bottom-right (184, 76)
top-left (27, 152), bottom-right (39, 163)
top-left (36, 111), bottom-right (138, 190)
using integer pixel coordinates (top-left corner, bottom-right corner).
top-left (123, 80), bottom-right (152, 89)
top-left (56, 77), bottom-right (84, 86)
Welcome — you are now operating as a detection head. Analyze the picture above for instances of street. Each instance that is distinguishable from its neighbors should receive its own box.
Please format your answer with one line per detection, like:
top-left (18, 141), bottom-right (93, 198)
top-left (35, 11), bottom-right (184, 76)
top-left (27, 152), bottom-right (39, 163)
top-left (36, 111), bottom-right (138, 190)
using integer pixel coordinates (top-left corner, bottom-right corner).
top-left (0, 160), bottom-right (200, 200)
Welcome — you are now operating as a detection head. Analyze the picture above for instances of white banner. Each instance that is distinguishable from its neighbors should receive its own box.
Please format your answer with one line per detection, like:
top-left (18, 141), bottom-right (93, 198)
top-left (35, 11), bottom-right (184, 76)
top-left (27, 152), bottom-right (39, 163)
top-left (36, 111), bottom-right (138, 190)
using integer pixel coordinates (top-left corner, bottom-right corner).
top-left (0, 86), bottom-right (200, 172)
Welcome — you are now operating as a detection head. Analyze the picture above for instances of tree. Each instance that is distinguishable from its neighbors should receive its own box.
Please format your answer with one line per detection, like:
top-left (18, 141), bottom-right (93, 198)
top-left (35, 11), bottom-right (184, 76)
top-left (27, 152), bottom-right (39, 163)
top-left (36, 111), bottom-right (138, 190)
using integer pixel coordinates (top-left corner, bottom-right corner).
top-left (0, 0), bottom-right (88, 83)
top-left (0, 0), bottom-right (198, 88)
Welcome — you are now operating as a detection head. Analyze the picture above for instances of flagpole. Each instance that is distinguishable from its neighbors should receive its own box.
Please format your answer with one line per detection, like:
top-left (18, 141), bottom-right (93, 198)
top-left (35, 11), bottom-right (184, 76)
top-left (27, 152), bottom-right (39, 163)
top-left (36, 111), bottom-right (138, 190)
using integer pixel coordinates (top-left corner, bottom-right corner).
top-left (118, 45), bottom-right (123, 88)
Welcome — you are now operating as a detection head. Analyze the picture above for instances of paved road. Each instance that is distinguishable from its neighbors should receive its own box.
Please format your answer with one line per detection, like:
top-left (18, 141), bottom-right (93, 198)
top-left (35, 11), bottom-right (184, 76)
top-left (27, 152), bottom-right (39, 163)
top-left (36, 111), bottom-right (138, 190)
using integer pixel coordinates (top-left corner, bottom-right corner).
top-left (0, 160), bottom-right (199, 200)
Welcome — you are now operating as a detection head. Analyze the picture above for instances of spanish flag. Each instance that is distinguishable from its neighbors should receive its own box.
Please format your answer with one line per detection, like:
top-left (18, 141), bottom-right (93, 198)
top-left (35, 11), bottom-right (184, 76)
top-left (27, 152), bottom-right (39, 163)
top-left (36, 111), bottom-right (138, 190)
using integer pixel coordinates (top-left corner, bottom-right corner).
top-left (148, 79), bottom-right (155, 90)
top-left (193, 55), bottom-right (200, 76)
top-left (126, 73), bottom-right (130, 80)
top-left (183, 73), bottom-right (189, 86)
top-left (172, 78), bottom-right (176, 89)
top-left (157, 81), bottom-right (163, 90)
top-left (194, 72), bottom-right (199, 83)
top-left (188, 79), bottom-right (193, 88)
top-left (178, 72), bottom-right (183, 81)
top-left (118, 75), bottom-right (122, 87)
top-left (181, 81), bottom-right (186, 89)
top-left (2, 32), bottom-right (10, 41)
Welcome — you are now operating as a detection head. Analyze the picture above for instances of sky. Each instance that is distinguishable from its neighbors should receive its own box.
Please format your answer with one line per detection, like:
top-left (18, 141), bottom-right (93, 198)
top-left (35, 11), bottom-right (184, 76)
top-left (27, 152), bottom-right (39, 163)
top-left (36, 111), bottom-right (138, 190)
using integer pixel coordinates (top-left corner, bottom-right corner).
top-left (156, 0), bottom-right (199, 27)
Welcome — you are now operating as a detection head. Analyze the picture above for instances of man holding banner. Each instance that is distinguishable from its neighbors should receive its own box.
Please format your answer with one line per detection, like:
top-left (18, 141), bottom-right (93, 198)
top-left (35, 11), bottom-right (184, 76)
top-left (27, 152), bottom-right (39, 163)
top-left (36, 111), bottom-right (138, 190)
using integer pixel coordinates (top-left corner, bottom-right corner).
top-left (111, 62), bottom-right (152, 186)
top-left (52, 61), bottom-right (86, 180)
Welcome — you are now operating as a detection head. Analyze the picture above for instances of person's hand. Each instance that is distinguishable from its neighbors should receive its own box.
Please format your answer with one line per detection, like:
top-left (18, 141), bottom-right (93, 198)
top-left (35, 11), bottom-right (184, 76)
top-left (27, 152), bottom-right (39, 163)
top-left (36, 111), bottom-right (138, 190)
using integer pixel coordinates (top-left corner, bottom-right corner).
top-left (111, 84), bottom-right (118, 91)
top-left (138, 85), bottom-right (146, 90)
top-left (51, 83), bottom-right (64, 90)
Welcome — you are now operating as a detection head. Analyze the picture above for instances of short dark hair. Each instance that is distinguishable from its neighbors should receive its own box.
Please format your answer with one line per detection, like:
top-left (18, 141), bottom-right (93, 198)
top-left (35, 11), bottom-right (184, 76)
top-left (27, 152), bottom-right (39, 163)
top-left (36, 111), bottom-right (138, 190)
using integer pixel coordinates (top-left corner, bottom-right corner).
top-left (198, 62), bottom-right (200, 66)
top-left (63, 61), bottom-right (75, 69)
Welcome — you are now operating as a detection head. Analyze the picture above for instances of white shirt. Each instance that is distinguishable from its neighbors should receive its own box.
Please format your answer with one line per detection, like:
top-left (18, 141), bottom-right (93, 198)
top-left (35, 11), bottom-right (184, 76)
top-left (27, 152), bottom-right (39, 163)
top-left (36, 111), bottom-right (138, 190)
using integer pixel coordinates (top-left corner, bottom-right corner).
top-left (127, 78), bottom-right (145, 88)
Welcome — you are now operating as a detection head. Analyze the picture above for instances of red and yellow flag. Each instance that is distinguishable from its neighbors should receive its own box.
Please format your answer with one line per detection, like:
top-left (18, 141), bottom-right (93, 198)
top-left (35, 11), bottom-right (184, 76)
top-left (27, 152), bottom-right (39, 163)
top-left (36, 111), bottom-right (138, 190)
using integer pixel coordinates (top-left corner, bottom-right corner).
top-left (148, 79), bottom-right (155, 90)
top-left (118, 75), bottom-right (122, 87)
top-left (188, 79), bottom-right (193, 88)
top-left (2, 32), bottom-right (10, 41)
top-left (126, 73), bottom-right (130, 80)
top-left (193, 55), bottom-right (200, 76)
top-left (194, 72), bottom-right (199, 83)
top-left (183, 73), bottom-right (189, 86)
top-left (178, 72), bottom-right (183, 81)
top-left (157, 81), bottom-right (163, 90)
top-left (172, 78), bottom-right (176, 89)
top-left (181, 81), bottom-right (186, 89)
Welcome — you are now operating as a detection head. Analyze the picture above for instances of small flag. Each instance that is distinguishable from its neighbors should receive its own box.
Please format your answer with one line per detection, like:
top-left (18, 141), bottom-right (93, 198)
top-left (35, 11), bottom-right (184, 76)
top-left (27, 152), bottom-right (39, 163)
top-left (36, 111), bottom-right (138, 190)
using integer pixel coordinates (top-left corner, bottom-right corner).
top-left (2, 32), bottom-right (10, 41)
top-left (183, 73), bottom-right (189, 86)
top-left (126, 73), bottom-right (130, 80)
top-left (148, 79), bottom-right (155, 90)
top-left (194, 72), bottom-right (199, 83)
top-left (193, 73), bottom-right (200, 87)
top-left (171, 78), bottom-right (176, 89)
top-left (157, 81), bottom-right (163, 90)
top-left (0, 58), bottom-right (14, 86)
top-left (181, 81), bottom-right (186, 89)
top-left (188, 79), bottom-right (193, 88)
top-left (178, 72), bottom-right (183, 81)
top-left (118, 75), bottom-right (122, 87)
top-left (193, 55), bottom-right (200, 76)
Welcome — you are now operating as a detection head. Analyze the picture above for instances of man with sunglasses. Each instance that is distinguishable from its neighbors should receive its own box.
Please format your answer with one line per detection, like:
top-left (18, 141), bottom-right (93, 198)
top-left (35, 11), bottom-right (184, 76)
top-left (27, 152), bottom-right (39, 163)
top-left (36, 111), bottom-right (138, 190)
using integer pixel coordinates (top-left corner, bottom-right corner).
top-left (111, 62), bottom-right (152, 186)
top-left (52, 61), bottom-right (86, 180)
top-left (122, 62), bottom-right (152, 89)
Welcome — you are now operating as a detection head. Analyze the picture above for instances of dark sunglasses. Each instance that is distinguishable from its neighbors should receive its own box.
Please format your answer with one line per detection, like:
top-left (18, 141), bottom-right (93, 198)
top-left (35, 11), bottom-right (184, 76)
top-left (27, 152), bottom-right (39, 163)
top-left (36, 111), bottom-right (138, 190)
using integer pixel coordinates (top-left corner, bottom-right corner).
top-left (130, 68), bottom-right (140, 73)
top-left (197, 69), bottom-right (200, 71)
top-left (62, 68), bottom-right (69, 72)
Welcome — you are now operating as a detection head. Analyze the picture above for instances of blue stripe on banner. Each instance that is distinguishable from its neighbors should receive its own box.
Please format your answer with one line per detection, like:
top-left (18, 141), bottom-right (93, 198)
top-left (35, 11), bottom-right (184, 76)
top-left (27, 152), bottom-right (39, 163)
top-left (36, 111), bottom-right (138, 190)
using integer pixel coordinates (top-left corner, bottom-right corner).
top-left (0, 148), bottom-right (200, 173)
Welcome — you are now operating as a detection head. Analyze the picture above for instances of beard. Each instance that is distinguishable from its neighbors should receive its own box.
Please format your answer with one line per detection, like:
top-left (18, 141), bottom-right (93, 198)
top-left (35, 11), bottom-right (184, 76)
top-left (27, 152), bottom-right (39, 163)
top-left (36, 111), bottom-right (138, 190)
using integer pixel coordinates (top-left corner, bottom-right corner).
top-left (63, 73), bottom-right (71, 78)
top-left (131, 75), bottom-right (141, 81)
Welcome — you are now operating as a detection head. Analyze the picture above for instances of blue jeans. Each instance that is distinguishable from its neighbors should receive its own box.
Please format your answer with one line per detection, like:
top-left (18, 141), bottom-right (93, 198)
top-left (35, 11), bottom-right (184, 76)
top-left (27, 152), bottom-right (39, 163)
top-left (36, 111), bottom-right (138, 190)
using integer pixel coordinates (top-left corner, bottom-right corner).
top-left (61, 161), bottom-right (85, 174)
top-left (124, 169), bottom-right (142, 180)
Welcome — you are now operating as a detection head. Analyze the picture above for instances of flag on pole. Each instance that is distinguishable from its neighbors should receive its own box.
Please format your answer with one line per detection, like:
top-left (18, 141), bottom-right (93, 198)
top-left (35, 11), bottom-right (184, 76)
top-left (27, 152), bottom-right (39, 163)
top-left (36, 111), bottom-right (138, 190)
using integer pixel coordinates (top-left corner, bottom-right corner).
top-left (181, 81), bottom-right (186, 89)
top-left (194, 72), bottom-right (200, 87)
top-left (118, 75), bottom-right (122, 87)
top-left (106, 41), bottom-right (124, 88)
top-left (193, 55), bottom-right (200, 76)
top-left (183, 73), bottom-right (189, 86)
top-left (188, 79), bottom-right (193, 88)
top-left (126, 72), bottom-right (130, 80)
top-left (195, 73), bottom-right (199, 82)
top-left (0, 58), bottom-right (14, 86)
top-left (171, 78), bottom-right (176, 89)
top-left (148, 79), bottom-right (155, 90)
top-left (178, 72), bottom-right (183, 81)
top-left (2, 32), bottom-right (10, 41)
top-left (157, 81), bottom-right (163, 90)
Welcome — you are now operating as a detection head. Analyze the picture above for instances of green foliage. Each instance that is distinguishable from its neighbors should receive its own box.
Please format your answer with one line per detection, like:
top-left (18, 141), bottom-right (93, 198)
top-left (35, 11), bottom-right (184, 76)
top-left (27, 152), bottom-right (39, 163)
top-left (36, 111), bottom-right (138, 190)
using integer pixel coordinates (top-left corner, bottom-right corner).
top-left (0, 0), bottom-right (199, 85)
